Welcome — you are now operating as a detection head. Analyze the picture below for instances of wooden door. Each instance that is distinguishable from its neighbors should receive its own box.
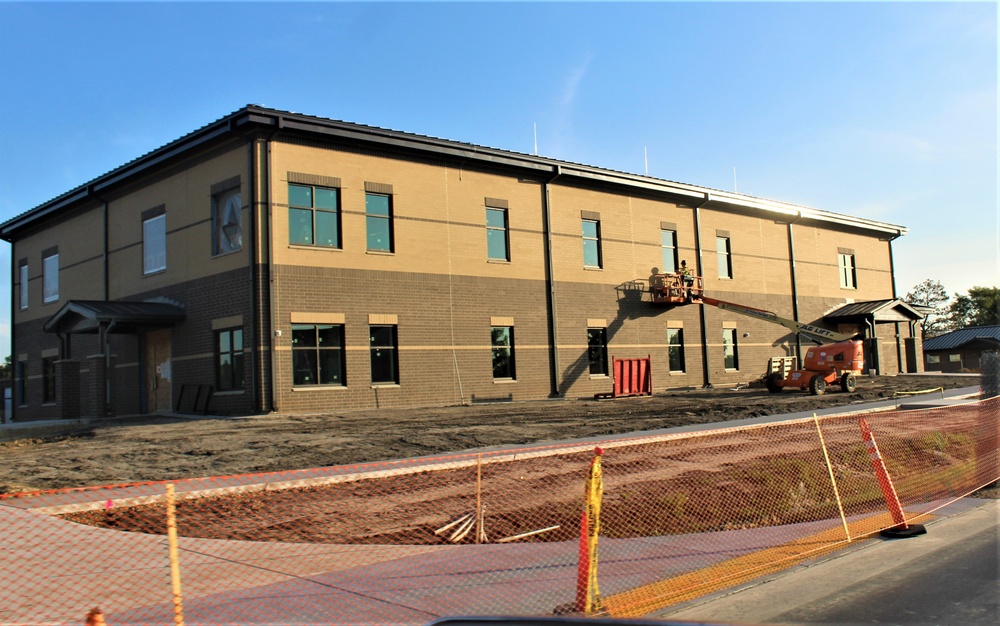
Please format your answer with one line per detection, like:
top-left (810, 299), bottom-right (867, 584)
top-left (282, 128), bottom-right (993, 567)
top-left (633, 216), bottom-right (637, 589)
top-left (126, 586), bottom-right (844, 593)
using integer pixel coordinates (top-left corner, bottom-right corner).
top-left (145, 329), bottom-right (172, 412)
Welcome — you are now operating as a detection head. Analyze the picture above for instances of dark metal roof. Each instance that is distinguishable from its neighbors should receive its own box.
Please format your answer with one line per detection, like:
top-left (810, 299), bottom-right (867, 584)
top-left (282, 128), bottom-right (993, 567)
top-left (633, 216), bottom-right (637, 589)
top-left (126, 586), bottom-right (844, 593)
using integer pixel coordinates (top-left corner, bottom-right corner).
top-left (923, 326), bottom-right (1000, 351)
top-left (0, 105), bottom-right (909, 242)
top-left (43, 300), bottom-right (186, 335)
top-left (824, 299), bottom-right (923, 322)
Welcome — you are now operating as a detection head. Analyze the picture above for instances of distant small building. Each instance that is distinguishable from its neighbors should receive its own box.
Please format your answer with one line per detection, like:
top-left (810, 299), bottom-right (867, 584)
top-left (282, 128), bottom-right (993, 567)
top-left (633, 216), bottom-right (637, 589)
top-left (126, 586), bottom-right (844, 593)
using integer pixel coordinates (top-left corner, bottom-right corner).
top-left (923, 326), bottom-right (1000, 372)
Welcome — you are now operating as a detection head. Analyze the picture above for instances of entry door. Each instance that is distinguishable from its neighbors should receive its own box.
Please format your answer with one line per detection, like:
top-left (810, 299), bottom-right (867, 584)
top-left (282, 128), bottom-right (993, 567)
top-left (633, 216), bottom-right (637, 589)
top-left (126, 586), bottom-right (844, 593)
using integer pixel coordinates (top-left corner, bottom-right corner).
top-left (145, 329), bottom-right (173, 412)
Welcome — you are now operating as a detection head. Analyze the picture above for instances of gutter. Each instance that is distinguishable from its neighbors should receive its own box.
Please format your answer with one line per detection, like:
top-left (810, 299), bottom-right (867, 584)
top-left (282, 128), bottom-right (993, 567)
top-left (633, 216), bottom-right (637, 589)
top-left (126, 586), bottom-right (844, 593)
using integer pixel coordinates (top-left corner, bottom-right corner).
top-left (788, 212), bottom-right (803, 367)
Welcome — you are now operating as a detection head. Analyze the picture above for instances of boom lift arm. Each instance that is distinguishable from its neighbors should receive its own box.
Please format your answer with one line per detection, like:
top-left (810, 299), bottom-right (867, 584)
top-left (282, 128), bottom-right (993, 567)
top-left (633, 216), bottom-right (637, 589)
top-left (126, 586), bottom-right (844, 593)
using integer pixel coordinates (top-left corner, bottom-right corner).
top-left (698, 296), bottom-right (856, 344)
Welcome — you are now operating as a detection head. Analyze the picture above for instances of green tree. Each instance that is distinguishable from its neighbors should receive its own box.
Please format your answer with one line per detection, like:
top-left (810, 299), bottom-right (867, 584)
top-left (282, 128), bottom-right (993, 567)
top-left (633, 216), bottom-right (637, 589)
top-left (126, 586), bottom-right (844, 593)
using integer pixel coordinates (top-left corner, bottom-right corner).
top-left (950, 286), bottom-right (1000, 329)
top-left (904, 279), bottom-right (951, 337)
top-left (0, 355), bottom-right (10, 380)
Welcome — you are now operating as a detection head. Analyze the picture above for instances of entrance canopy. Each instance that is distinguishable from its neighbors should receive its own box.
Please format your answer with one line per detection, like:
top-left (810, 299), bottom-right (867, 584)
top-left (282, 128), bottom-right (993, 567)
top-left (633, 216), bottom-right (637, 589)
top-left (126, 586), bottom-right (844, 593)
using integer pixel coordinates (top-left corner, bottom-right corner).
top-left (823, 299), bottom-right (923, 325)
top-left (44, 300), bottom-right (185, 340)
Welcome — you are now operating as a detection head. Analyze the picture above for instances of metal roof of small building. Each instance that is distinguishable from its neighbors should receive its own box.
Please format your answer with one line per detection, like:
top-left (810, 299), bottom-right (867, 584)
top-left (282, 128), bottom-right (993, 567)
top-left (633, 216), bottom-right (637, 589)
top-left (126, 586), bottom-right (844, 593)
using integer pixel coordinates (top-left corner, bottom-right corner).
top-left (824, 299), bottom-right (923, 321)
top-left (923, 326), bottom-right (1000, 351)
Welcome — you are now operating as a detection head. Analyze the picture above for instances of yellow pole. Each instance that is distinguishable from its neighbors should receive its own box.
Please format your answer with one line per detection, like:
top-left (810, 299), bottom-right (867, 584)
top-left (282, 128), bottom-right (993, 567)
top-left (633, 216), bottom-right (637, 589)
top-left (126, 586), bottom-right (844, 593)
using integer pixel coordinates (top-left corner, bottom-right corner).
top-left (165, 483), bottom-right (186, 626)
top-left (813, 414), bottom-right (851, 543)
top-left (476, 453), bottom-right (483, 544)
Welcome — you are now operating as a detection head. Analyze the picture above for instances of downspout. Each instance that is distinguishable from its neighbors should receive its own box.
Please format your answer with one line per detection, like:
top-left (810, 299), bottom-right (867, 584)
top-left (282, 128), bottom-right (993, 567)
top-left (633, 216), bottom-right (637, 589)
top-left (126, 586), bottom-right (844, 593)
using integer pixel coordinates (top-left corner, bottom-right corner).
top-left (86, 186), bottom-right (110, 302)
top-left (7, 248), bottom-right (14, 422)
top-left (887, 231), bottom-right (903, 373)
top-left (542, 165), bottom-right (562, 396)
top-left (693, 193), bottom-right (712, 388)
top-left (246, 138), bottom-right (259, 411)
top-left (87, 186), bottom-right (112, 415)
top-left (264, 122), bottom-right (281, 411)
top-left (787, 213), bottom-right (803, 368)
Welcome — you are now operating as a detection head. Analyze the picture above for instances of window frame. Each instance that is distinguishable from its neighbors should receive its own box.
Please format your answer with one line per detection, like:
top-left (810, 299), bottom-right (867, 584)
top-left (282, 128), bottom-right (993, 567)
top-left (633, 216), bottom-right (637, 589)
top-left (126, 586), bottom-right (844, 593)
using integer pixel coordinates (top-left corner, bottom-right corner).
top-left (365, 192), bottom-right (394, 253)
top-left (667, 327), bottom-right (685, 373)
top-left (587, 327), bottom-right (609, 376)
top-left (19, 261), bottom-right (28, 310)
top-left (716, 236), bottom-right (733, 279)
top-left (838, 253), bottom-right (857, 289)
top-left (486, 207), bottom-right (510, 262)
top-left (42, 253), bottom-right (59, 303)
top-left (215, 327), bottom-right (245, 392)
top-left (143, 213), bottom-right (167, 275)
top-left (288, 183), bottom-right (341, 249)
top-left (490, 326), bottom-right (516, 380)
top-left (582, 219), bottom-right (603, 269)
top-left (661, 229), bottom-right (678, 274)
top-left (926, 354), bottom-right (940, 364)
top-left (369, 324), bottom-right (399, 385)
top-left (722, 328), bottom-right (740, 371)
top-left (291, 323), bottom-right (347, 387)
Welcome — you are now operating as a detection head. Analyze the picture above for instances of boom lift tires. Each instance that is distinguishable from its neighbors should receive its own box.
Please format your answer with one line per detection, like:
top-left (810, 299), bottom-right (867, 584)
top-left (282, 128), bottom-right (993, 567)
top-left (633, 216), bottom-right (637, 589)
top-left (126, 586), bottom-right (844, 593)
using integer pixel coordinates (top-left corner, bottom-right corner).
top-left (765, 373), bottom-right (783, 394)
top-left (809, 375), bottom-right (827, 396)
top-left (840, 372), bottom-right (857, 393)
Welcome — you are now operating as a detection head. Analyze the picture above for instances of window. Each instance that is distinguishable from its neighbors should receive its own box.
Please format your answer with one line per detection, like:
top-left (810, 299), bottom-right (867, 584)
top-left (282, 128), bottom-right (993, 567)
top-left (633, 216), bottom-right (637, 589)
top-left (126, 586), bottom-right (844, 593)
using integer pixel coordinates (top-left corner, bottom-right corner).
top-left (486, 208), bottom-right (510, 261)
top-left (292, 324), bottom-right (346, 386)
top-left (716, 236), bottom-right (732, 279)
top-left (661, 229), bottom-right (678, 274)
top-left (143, 214), bottom-right (166, 274)
top-left (213, 189), bottom-right (243, 255)
top-left (582, 219), bottom-right (602, 268)
top-left (723, 328), bottom-right (739, 370)
top-left (926, 354), bottom-right (940, 364)
top-left (19, 261), bottom-right (28, 310)
top-left (949, 354), bottom-right (961, 363)
top-left (370, 325), bottom-right (399, 384)
top-left (288, 184), bottom-right (340, 248)
top-left (366, 192), bottom-right (394, 252)
top-left (587, 328), bottom-right (608, 376)
top-left (667, 328), bottom-right (685, 373)
top-left (491, 326), bottom-right (515, 379)
top-left (42, 253), bottom-right (59, 303)
top-left (216, 328), bottom-right (245, 391)
top-left (42, 357), bottom-right (56, 403)
top-left (17, 361), bottom-right (27, 406)
top-left (838, 253), bottom-right (857, 289)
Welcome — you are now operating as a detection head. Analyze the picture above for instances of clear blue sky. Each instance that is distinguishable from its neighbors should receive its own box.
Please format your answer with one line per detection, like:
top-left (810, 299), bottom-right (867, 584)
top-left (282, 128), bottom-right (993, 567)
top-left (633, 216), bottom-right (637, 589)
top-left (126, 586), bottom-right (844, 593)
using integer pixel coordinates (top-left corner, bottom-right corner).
top-left (0, 1), bottom-right (996, 357)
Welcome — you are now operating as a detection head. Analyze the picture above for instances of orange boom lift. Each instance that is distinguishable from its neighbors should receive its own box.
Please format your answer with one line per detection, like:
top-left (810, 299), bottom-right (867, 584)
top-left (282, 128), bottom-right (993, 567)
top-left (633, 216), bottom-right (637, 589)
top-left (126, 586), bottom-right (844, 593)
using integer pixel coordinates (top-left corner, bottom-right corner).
top-left (650, 272), bottom-right (863, 395)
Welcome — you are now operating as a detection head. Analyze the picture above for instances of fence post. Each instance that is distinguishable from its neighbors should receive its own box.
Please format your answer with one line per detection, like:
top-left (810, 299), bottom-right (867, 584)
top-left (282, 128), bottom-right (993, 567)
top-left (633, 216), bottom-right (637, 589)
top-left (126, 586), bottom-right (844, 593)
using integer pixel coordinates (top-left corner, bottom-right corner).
top-left (813, 413), bottom-right (851, 542)
top-left (575, 447), bottom-right (604, 614)
top-left (165, 483), bottom-right (187, 625)
top-left (858, 418), bottom-right (926, 539)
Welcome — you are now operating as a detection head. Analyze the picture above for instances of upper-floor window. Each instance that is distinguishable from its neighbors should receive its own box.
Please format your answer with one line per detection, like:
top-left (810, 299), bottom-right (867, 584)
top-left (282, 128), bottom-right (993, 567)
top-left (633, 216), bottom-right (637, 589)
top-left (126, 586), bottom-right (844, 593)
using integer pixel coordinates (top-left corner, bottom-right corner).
top-left (143, 212), bottom-right (166, 275)
top-left (491, 326), bottom-right (516, 379)
top-left (18, 261), bottom-right (28, 310)
top-left (366, 191), bottom-right (394, 252)
top-left (723, 328), bottom-right (739, 370)
top-left (716, 235), bottom-right (732, 279)
top-left (212, 181), bottom-right (243, 255)
top-left (289, 183), bottom-right (340, 248)
top-left (486, 207), bottom-right (510, 261)
top-left (587, 327), bottom-right (608, 376)
top-left (661, 228), bottom-right (678, 274)
top-left (582, 219), bottom-right (602, 268)
top-left (42, 252), bottom-right (59, 303)
top-left (839, 252), bottom-right (857, 289)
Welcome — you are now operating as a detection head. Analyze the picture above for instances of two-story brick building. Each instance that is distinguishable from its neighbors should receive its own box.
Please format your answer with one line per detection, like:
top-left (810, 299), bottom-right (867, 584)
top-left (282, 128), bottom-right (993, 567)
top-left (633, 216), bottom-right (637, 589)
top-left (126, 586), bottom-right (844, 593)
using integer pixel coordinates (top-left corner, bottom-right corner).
top-left (0, 106), bottom-right (923, 421)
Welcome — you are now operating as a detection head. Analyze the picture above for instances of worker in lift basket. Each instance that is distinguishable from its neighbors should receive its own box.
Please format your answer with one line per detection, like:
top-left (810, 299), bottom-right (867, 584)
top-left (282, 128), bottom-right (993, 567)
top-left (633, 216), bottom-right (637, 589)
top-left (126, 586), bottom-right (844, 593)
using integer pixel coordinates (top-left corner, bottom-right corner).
top-left (679, 260), bottom-right (695, 302)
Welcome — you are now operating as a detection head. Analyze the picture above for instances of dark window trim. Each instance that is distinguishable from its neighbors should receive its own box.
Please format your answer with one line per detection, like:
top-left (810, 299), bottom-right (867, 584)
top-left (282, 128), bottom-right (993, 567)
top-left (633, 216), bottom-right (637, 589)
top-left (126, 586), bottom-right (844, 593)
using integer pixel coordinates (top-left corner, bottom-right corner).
top-left (215, 327), bottom-right (245, 392)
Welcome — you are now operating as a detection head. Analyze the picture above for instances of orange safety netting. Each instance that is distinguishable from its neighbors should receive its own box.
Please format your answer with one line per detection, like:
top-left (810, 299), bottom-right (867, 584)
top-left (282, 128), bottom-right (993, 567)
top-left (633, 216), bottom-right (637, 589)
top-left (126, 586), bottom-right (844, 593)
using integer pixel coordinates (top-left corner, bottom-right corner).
top-left (2, 397), bottom-right (997, 624)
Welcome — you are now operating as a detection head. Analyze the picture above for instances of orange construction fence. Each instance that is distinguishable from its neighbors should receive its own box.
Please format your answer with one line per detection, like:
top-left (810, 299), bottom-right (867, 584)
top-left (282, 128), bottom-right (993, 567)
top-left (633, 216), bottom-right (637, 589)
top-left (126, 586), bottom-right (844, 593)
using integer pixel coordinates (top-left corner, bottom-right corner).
top-left (1, 396), bottom-right (997, 624)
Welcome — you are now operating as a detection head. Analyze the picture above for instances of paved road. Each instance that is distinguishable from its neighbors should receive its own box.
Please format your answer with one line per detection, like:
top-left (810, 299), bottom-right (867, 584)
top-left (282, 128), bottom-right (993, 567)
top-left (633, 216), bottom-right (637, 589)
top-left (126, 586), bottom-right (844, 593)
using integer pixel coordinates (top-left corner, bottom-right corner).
top-left (658, 499), bottom-right (999, 625)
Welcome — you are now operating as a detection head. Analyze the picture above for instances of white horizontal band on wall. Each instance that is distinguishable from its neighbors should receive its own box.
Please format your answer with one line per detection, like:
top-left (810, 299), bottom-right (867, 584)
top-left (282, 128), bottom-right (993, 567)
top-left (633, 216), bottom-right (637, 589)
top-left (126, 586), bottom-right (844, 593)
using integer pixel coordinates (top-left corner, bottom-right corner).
top-left (667, 320), bottom-right (684, 329)
top-left (369, 313), bottom-right (398, 325)
top-left (491, 316), bottom-right (514, 326)
top-left (587, 319), bottom-right (607, 328)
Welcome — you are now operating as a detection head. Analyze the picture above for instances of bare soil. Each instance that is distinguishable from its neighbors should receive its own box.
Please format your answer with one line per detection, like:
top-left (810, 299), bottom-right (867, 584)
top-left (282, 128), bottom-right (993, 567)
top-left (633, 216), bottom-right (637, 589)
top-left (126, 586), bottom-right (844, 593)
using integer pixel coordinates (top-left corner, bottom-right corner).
top-left (0, 375), bottom-right (977, 494)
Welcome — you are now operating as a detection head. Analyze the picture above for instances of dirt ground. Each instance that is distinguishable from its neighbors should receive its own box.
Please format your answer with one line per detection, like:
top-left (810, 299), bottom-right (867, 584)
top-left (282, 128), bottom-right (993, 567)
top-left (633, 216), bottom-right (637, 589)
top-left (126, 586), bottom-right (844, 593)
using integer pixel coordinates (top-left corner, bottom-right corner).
top-left (0, 375), bottom-right (978, 494)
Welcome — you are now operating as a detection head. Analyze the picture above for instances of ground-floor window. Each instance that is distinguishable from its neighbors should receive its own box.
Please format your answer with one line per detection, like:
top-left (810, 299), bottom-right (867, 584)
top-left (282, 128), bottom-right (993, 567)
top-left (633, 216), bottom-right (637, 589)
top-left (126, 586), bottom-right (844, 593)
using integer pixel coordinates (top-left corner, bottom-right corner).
top-left (722, 328), bottom-right (739, 370)
top-left (216, 327), bottom-right (245, 391)
top-left (491, 326), bottom-right (515, 379)
top-left (42, 357), bottom-right (56, 403)
top-left (17, 361), bottom-right (27, 405)
top-left (667, 328), bottom-right (685, 373)
top-left (292, 324), bottom-right (346, 386)
top-left (588, 327), bottom-right (608, 376)
top-left (370, 325), bottom-right (399, 384)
